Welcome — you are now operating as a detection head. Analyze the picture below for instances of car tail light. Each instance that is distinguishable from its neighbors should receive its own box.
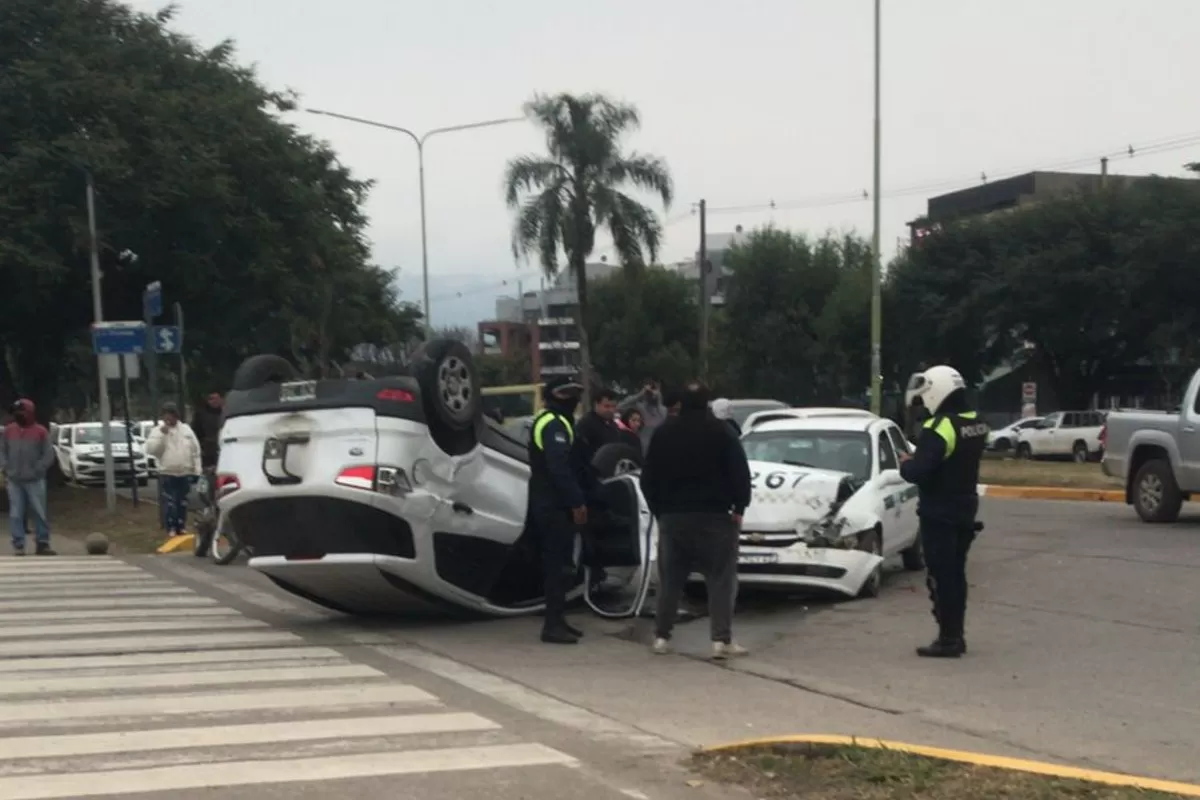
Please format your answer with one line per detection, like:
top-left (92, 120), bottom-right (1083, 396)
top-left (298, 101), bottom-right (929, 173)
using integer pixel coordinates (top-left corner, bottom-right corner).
top-left (376, 388), bottom-right (415, 403)
top-left (335, 465), bottom-right (412, 496)
top-left (215, 473), bottom-right (240, 496)
top-left (1098, 424), bottom-right (1107, 450)
top-left (335, 465), bottom-right (376, 491)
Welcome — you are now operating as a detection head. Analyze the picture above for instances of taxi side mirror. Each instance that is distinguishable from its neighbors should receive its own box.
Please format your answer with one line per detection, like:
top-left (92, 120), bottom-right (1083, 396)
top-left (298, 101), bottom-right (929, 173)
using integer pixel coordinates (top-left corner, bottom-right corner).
top-left (877, 468), bottom-right (905, 486)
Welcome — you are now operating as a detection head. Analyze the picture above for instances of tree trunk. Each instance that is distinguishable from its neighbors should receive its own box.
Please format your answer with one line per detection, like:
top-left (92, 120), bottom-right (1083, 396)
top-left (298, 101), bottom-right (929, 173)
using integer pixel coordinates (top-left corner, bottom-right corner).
top-left (573, 253), bottom-right (593, 409)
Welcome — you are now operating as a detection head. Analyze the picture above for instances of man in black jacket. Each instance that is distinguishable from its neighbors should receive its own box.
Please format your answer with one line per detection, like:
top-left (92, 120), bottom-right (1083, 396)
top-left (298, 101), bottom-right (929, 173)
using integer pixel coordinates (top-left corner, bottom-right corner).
top-left (575, 388), bottom-right (619, 463)
top-left (640, 381), bottom-right (752, 660)
top-left (190, 392), bottom-right (224, 471)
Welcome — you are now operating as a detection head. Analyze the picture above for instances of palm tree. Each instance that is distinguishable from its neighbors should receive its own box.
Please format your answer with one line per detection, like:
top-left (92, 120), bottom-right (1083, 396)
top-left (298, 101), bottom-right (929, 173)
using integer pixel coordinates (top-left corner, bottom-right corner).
top-left (503, 93), bottom-right (673, 401)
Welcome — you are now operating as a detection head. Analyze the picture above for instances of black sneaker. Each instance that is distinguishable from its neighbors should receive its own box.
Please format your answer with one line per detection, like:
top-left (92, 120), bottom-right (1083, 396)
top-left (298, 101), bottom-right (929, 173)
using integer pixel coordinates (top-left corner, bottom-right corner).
top-left (11, 546), bottom-right (26, 556)
top-left (916, 638), bottom-right (965, 658)
top-left (540, 628), bottom-right (580, 645)
top-left (35, 544), bottom-right (57, 556)
top-left (563, 621), bottom-right (584, 638)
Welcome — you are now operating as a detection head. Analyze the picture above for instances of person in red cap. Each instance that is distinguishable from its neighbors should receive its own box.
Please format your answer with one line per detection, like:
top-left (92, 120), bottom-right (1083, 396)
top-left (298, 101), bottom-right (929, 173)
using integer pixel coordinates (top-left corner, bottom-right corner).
top-left (1, 399), bottom-right (57, 555)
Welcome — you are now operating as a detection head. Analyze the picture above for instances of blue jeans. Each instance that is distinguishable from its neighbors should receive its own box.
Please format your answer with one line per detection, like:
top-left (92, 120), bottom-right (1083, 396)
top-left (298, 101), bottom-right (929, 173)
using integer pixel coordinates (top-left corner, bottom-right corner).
top-left (7, 479), bottom-right (51, 549)
top-left (160, 475), bottom-right (192, 534)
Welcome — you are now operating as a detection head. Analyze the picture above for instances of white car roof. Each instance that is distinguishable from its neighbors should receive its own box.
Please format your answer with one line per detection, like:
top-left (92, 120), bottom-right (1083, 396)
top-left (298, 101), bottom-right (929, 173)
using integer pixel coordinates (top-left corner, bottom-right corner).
top-left (743, 407), bottom-right (878, 429)
top-left (746, 415), bottom-right (885, 434)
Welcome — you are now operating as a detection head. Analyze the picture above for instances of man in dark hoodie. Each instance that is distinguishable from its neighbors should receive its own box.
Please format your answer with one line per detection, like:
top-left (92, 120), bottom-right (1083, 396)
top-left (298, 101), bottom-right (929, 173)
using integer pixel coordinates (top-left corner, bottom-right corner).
top-left (191, 392), bottom-right (224, 471)
top-left (640, 381), bottom-right (751, 660)
top-left (1, 399), bottom-right (58, 555)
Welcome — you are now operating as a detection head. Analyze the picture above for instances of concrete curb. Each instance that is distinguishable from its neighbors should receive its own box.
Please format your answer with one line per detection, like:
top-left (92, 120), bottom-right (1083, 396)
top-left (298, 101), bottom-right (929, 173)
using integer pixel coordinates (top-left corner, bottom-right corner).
top-left (978, 484), bottom-right (1124, 502)
top-left (699, 734), bottom-right (1200, 796)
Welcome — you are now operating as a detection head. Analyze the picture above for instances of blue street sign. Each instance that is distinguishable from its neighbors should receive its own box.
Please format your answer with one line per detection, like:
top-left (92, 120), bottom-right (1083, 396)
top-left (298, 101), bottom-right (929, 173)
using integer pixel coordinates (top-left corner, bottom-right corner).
top-left (143, 281), bottom-right (163, 319)
top-left (92, 322), bottom-right (147, 355)
top-left (154, 325), bottom-right (181, 354)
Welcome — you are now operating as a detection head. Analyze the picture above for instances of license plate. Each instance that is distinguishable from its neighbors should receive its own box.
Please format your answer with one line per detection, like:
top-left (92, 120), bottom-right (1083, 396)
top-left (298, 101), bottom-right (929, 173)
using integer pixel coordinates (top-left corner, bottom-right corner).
top-left (279, 380), bottom-right (317, 402)
top-left (739, 553), bottom-right (779, 565)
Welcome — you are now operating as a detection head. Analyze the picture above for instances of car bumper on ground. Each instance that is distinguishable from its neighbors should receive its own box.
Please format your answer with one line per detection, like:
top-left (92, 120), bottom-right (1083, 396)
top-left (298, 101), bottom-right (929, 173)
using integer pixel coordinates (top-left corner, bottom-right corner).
top-left (689, 545), bottom-right (884, 597)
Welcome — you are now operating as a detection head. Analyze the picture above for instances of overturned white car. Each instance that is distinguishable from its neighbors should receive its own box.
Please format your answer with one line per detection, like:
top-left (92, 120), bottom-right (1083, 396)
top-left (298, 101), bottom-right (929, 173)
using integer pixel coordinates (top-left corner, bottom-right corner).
top-left (215, 341), bottom-right (653, 618)
top-left (718, 414), bottom-right (926, 598)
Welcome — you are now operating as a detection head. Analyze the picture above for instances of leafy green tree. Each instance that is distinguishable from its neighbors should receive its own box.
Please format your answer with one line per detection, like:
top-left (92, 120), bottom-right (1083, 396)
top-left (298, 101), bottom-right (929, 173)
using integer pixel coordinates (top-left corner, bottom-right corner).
top-left (585, 266), bottom-right (698, 390)
top-left (502, 93), bottom-right (673, 402)
top-left (476, 349), bottom-right (534, 387)
top-left (719, 228), bottom-right (874, 404)
top-left (0, 0), bottom-right (419, 414)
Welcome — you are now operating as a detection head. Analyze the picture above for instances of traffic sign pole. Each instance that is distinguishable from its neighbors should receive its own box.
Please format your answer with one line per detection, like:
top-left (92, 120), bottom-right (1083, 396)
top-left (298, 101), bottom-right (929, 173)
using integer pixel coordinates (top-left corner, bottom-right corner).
top-left (92, 321), bottom-right (147, 511)
top-left (144, 282), bottom-right (162, 421)
top-left (119, 355), bottom-right (140, 507)
top-left (174, 303), bottom-right (187, 415)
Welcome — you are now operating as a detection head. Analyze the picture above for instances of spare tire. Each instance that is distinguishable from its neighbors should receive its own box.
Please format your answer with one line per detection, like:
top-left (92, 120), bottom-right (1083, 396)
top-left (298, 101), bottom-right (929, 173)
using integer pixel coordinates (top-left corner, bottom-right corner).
top-left (231, 355), bottom-right (298, 392)
top-left (411, 339), bottom-right (480, 432)
top-left (593, 442), bottom-right (643, 479)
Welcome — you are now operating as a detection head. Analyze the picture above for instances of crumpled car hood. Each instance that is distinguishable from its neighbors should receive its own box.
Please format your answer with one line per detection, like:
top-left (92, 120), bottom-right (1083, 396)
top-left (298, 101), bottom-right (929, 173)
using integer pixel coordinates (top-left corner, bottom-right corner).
top-left (741, 462), bottom-right (850, 528)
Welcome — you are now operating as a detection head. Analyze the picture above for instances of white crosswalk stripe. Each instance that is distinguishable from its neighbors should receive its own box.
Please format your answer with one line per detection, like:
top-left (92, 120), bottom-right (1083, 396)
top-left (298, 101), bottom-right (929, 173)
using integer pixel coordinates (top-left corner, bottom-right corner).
top-left (0, 556), bottom-right (578, 797)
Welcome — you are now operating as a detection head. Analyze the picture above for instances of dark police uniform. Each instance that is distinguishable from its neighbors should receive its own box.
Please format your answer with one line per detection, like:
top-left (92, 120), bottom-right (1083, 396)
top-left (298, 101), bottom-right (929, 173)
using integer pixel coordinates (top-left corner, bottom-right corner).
top-left (899, 405), bottom-right (988, 657)
top-left (527, 400), bottom-right (594, 643)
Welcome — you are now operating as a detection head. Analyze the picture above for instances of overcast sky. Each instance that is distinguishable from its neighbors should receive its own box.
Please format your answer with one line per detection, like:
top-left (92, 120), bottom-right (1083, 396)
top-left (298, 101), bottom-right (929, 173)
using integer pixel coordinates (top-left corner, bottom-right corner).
top-left (127, 0), bottom-right (1200, 326)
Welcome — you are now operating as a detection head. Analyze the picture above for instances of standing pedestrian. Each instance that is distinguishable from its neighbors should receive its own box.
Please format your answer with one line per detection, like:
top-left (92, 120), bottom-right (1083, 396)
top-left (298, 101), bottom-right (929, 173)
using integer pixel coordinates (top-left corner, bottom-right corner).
top-left (619, 379), bottom-right (668, 450)
top-left (146, 403), bottom-right (202, 537)
top-left (1, 399), bottom-right (58, 556)
top-left (639, 381), bottom-right (752, 659)
top-left (190, 392), bottom-right (224, 473)
top-left (710, 397), bottom-right (742, 438)
top-left (899, 365), bottom-right (988, 658)
top-left (526, 375), bottom-right (597, 644)
top-left (575, 388), bottom-right (620, 463)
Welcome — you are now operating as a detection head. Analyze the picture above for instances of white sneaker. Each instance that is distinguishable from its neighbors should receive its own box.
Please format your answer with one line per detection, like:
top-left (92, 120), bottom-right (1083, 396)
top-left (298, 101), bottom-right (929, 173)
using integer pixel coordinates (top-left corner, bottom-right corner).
top-left (652, 638), bottom-right (672, 655)
top-left (711, 641), bottom-right (748, 660)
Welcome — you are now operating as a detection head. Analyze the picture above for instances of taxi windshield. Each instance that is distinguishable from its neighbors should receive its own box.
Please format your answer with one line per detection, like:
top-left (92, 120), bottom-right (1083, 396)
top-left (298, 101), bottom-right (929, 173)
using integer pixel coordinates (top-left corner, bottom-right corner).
top-left (741, 430), bottom-right (872, 481)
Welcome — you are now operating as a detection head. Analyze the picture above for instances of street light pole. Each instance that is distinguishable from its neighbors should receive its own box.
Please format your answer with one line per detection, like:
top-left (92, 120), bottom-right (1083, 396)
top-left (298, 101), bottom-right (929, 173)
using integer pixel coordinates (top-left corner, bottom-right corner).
top-left (85, 171), bottom-right (117, 512)
top-left (869, 0), bottom-right (883, 416)
top-left (304, 108), bottom-right (524, 332)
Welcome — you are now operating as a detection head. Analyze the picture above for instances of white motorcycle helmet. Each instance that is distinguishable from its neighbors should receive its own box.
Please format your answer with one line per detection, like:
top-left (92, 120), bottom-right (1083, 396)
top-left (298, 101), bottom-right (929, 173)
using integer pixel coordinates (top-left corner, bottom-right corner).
top-left (909, 364), bottom-right (967, 415)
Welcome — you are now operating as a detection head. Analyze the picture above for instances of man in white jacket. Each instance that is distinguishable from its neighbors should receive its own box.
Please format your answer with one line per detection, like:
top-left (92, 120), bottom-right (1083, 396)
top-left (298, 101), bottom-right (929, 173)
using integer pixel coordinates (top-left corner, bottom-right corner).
top-left (145, 403), bottom-right (202, 537)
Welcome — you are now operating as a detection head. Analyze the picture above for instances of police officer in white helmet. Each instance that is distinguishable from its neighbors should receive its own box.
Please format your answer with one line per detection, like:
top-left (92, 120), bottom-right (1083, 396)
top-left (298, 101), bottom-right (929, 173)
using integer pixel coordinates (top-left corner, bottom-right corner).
top-left (898, 365), bottom-right (989, 658)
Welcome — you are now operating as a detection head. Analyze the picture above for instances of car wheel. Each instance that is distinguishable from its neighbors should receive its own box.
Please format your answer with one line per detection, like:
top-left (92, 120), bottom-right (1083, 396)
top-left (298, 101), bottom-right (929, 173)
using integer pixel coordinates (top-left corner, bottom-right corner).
top-left (1016, 442), bottom-right (1032, 459)
top-left (592, 443), bottom-right (643, 479)
top-left (412, 339), bottom-right (480, 431)
top-left (1132, 459), bottom-right (1183, 523)
top-left (1072, 441), bottom-right (1089, 463)
top-left (856, 528), bottom-right (883, 599)
top-left (231, 354), bottom-right (298, 392)
top-left (900, 532), bottom-right (925, 571)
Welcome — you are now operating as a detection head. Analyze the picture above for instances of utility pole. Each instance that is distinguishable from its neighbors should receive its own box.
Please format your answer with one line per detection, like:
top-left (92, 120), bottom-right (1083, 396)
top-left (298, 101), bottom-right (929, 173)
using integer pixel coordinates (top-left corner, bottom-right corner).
top-left (1100, 156), bottom-right (1109, 187)
top-left (698, 199), bottom-right (709, 379)
top-left (869, 0), bottom-right (884, 416)
top-left (86, 172), bottom-right (117, 512)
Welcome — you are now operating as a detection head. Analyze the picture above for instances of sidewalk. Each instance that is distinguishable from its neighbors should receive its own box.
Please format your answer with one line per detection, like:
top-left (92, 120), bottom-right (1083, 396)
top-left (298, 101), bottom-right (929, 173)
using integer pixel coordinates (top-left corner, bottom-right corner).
top-left (391, 613), bottom-right (1075, 767)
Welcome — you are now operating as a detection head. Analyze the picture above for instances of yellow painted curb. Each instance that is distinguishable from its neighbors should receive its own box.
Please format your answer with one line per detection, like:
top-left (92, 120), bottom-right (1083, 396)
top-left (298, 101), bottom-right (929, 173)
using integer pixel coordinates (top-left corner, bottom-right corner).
top-left (700, 734), bottom-right (1200, 796)
top-left (983, 484), bottom-right (1124, 502)
top-left (156, 534), bottom-right (194, 554)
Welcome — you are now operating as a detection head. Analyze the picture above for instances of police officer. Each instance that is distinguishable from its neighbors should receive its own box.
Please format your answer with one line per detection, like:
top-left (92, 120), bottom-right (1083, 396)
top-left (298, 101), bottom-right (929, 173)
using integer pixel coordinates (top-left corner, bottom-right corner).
top-left (527, 375), bottom-right (594, 644)
top-left (898, 365), bottom-right (989, 658)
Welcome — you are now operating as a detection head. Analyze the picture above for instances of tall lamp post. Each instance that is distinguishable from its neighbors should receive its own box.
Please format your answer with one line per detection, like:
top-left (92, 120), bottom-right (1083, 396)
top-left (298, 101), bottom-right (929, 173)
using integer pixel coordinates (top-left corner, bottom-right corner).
top-left (305, 108), bottom-right (524, 331)
top-left (869, 0), bottom-right (884, 416)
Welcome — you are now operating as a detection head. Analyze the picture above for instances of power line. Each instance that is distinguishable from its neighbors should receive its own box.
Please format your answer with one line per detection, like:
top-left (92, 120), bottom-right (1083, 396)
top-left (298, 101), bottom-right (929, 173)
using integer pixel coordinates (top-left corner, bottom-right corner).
top-left (702, 129), bottom-right (1200, 216)
top-left (416, 129), bottom-right (1200, 305)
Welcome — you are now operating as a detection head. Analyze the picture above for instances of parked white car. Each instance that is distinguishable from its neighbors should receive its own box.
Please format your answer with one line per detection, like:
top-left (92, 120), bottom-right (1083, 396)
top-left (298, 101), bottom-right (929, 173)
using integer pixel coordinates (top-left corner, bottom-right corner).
top-left (987, 416), bottom-right (1043, 453)
top-left (1015, 411), bottom-right (1106, 462)
top-left (130, 420), bottom-right (159, 476)
top-left (54, 423), bottom-right (151, 486)
top-left (720, 414), bottom-right (925, 599)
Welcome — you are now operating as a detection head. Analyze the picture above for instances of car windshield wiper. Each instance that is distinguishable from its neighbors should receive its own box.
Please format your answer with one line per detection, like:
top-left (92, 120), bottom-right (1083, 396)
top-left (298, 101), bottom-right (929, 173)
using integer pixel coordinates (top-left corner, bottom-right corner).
top-left (782, 460), bottom-right (815, 468)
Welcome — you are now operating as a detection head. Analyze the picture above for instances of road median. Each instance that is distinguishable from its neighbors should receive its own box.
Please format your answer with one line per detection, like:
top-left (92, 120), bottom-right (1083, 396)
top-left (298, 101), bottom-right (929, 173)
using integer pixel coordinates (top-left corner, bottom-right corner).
top-left (694, 734), bottom-right (1200, 798)
top-left (979, 484), bottom-right (1125, 502)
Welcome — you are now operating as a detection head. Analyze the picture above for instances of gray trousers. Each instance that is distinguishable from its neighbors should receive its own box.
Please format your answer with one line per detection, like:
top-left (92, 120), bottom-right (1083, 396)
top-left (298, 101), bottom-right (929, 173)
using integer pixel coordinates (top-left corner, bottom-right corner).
top-left (654, 512), bottom-right (739, 643)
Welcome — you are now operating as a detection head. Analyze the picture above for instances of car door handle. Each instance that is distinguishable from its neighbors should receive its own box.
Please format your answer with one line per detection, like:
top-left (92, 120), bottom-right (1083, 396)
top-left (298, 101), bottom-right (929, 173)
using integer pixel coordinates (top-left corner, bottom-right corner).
top-left (1185, 426), bottom-right (1196, 433)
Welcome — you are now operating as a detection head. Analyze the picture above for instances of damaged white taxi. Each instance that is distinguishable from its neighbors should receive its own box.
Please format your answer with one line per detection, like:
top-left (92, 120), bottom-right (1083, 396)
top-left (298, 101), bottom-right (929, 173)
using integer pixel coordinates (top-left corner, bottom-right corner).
top-left (721, 414), bottom-right (926, 599)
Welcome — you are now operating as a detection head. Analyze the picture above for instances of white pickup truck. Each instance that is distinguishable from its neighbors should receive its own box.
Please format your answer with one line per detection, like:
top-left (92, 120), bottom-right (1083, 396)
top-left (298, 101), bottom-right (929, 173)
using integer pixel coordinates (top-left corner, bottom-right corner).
top-left (1100, 368), bottom-right (1200, 522)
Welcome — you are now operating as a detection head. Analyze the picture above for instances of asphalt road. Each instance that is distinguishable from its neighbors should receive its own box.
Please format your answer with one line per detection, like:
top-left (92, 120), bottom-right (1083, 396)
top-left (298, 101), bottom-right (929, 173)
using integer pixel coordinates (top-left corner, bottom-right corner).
top-left (661, 497), bottom-right (1200, 781)
top-left (18, 496), bottom-right (1200, 791)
